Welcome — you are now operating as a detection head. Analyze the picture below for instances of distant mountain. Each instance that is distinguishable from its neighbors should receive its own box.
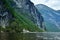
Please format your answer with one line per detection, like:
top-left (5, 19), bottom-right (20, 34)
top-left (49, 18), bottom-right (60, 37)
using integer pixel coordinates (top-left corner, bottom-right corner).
top-left (36, 4), bottom-right (60, 32)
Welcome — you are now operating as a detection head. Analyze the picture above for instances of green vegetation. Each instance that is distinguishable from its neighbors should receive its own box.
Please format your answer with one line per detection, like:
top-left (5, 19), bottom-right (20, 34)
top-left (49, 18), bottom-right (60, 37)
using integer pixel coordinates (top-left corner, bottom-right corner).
top-left (2, 0), bottom-right (43, 32)
top-left (0, 0), bottom-right (44, 40)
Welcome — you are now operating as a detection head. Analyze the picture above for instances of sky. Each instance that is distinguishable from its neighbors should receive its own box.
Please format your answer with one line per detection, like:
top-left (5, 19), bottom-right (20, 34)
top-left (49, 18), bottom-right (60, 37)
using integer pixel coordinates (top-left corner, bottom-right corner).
top-left (31, 0), bottom-right (60, 10)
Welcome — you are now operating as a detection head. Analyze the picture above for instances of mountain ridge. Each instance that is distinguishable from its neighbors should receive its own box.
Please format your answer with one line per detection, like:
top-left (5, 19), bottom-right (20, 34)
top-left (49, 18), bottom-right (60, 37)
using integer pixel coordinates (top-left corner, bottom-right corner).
top-left (36, 4), bottom-right (60, 32)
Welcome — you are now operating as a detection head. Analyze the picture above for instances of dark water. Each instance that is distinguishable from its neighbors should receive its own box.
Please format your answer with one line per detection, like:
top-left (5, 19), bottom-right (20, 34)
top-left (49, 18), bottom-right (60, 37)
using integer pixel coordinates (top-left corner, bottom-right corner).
top-left (1, 32), bottom-right (60, 40)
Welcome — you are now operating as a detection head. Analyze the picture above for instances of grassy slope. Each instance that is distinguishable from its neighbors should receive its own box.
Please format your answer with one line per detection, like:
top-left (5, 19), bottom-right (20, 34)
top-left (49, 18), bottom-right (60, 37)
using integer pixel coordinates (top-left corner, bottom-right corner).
top-left (2, 0), bottom-right (43, 32)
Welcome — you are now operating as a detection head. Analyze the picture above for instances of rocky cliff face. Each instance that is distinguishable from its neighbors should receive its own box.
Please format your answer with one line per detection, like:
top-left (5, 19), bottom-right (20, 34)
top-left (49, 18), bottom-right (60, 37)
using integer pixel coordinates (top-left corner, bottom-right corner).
top-left (0, 0), bottom-right (46, 30)
top-left (12, 0), bottom-right (46, 30)
top-left (0, 0), bottom-right (13, 28)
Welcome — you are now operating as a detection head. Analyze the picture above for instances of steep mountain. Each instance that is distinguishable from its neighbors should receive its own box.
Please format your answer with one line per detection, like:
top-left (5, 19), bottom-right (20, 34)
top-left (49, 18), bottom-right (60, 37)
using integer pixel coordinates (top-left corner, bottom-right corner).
top-left (0, 0), bottom-right (46, 32)
top-left (36, 4), bottom-right (60, 32)
top-left (12, 0), bottom-right (46, 30)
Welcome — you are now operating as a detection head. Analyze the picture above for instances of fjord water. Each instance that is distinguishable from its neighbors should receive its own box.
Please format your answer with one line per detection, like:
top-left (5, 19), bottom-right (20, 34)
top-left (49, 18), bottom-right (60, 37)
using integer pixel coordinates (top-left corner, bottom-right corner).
top-left (1, 32), bottom-right (60, 40)
top-left (23, 32), bottom-right (60, 40)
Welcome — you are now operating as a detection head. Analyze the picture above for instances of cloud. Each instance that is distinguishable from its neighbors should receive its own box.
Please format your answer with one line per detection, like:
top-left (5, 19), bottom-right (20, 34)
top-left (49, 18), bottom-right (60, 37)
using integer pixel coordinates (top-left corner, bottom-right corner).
top-left (45, 0), bottom-right (60, 10)
top-left (31, 0), bottom-right (60, 10)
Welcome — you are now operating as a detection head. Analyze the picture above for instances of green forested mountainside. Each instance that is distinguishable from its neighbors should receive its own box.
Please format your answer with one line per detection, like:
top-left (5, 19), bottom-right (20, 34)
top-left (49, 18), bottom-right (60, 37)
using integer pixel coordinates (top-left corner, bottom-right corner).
top-left (1, 0), bottom-right (44, 32)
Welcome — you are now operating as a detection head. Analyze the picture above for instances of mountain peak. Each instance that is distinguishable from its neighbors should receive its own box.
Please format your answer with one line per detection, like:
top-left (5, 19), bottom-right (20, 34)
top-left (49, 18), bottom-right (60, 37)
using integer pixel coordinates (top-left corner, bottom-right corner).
top-left (36, 4), bottom-right (46, 6)
top-left (36, 4), bottom-right (56, 12)
top-left (36, 4), bottom-right (48, 7)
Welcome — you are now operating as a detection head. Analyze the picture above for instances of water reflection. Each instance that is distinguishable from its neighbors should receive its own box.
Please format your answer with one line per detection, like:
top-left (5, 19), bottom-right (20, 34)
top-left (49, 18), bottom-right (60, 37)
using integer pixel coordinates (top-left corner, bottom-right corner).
top-left (23, 32), bottom-right (60, 40)
top-left (1, 32), bottom-right (60, 40)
